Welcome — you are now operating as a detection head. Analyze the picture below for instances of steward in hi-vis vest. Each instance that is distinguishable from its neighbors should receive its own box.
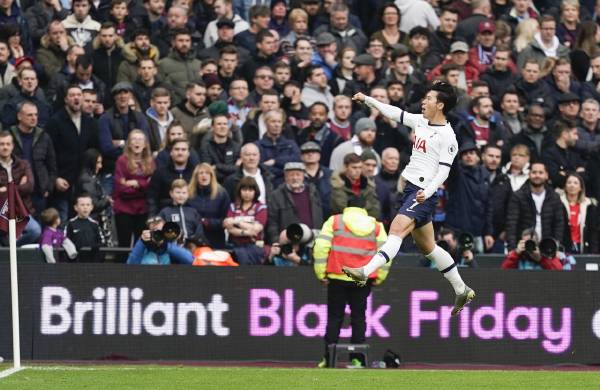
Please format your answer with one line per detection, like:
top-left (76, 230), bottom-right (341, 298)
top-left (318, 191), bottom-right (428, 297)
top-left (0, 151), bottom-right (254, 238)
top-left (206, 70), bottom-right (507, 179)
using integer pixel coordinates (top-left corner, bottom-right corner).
top-left (313, 202), bottom-right (389, 368)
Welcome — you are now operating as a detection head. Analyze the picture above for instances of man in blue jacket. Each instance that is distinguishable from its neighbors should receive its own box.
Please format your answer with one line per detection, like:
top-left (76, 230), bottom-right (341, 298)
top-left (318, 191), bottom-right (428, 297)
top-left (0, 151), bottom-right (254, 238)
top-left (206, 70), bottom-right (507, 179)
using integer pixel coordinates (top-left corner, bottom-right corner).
top-left (444, 141), bottom-right (494, 254)
top-left (127, 216), bottom-right (194, 265)
top-left (255, 109), bottom-right (301, 188)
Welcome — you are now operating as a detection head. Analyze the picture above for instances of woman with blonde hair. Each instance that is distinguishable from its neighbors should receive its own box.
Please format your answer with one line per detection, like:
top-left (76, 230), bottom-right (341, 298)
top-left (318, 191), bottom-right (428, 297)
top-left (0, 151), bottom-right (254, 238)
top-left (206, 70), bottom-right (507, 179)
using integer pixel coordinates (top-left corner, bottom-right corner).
top-left (557, 173), bottom-right (599, 254)
top-left (282, 8), bottom-right (309, 47)
top-left (513, 18), bottom-right (539, 53)
top-left (113, 130), bottom-right (155, 251)
top-left (188, 163), bottom-right (231, 248)
top-left (556, 0), bottom-right (580, 48)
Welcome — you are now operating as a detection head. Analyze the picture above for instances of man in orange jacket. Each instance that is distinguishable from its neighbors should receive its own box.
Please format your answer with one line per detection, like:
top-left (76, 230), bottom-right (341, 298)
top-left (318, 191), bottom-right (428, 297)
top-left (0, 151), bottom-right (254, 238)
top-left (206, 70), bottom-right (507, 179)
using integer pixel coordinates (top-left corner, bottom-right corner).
top-left (313, 198), bottom-right (388, 368)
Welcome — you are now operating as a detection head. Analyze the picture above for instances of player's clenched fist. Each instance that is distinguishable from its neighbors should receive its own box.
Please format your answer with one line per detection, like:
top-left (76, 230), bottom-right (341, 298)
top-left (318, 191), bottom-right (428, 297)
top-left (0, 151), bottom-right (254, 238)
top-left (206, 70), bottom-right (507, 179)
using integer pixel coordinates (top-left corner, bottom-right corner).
top-left (352, 92), bottom-right (366, 102)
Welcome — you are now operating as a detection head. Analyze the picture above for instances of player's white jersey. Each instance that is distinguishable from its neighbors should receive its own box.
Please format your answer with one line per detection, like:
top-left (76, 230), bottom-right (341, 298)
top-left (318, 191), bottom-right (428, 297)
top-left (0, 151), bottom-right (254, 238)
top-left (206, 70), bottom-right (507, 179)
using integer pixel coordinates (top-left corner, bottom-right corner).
top-left (400, 112), bottom-right (458, 188)
top-left (363, 96), bottom-right (459, 188)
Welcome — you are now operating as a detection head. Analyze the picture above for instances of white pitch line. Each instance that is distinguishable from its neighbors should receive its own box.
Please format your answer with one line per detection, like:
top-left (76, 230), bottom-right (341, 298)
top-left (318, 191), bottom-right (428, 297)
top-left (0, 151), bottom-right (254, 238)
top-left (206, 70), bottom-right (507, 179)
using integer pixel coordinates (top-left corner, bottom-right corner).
top-left (0, 366), bottom-right (26, 379)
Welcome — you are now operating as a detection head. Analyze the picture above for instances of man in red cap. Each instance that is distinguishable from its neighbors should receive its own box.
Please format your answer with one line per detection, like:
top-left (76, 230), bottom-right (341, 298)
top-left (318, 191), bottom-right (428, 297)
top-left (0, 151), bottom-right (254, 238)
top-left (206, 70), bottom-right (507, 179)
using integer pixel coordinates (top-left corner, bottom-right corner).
top-left (468, 21), bottom-right (498, 74)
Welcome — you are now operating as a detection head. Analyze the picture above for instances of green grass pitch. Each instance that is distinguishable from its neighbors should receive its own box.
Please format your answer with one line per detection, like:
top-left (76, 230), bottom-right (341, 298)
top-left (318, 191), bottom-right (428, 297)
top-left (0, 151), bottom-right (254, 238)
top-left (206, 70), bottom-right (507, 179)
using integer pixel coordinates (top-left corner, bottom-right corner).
top-left (1, 366), bottom-right (600, 389)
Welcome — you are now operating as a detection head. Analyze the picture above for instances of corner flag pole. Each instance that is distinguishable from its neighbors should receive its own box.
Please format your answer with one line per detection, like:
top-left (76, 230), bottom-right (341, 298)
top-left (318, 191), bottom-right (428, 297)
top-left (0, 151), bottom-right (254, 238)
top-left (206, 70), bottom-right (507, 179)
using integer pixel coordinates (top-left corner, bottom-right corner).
top-left (9, 216), bottom-right (21, 369)
top-left (6, 170), bottom-right (21, 369)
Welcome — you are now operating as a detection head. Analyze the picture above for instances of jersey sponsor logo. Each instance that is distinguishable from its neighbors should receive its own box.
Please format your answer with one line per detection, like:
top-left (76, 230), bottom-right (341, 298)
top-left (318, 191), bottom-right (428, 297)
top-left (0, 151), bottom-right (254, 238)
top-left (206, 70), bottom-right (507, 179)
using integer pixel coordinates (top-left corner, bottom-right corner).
top-left (414, 136), bottom-right (427, 153)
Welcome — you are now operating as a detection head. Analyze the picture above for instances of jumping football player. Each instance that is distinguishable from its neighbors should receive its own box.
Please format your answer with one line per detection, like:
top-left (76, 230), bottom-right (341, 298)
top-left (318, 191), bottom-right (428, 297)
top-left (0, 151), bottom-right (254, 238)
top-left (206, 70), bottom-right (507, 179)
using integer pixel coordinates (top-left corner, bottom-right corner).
top-left (344, 82), bottom-right (475, 316)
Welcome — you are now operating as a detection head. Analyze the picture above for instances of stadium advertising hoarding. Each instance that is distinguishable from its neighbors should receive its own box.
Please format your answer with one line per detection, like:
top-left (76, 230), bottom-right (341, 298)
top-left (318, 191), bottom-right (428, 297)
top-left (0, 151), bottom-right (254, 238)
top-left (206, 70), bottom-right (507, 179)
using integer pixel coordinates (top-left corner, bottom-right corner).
top-left (1, 264), bottom-right (600, 364)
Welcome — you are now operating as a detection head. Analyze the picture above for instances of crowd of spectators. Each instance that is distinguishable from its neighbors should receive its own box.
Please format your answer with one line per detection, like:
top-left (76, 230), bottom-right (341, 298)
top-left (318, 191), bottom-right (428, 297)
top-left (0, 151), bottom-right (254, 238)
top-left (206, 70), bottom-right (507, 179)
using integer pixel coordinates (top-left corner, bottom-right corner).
top-left (1, 0), bottom-right (600, 268)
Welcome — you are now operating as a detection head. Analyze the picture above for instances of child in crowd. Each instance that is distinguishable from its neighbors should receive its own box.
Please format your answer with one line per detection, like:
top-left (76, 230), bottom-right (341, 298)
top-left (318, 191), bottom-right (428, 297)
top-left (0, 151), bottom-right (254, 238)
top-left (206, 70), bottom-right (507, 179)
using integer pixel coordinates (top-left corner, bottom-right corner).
top-left (40, 208), bottom-right (77, 264)
top-left (65, 194), bottom-right (105, 262)
top-left (158, 179), bottom-right (207, 244)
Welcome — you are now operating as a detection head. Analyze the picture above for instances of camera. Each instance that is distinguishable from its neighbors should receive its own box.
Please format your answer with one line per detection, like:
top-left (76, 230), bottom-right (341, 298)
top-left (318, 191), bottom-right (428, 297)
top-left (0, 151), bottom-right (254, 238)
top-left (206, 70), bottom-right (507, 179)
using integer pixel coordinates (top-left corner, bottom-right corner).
top-left (147, 222), bottom-right (181, 249)
top-left (524, 239), bottom-right (537, 253)
top-left (458, 232), bottom-right (474, 252)
top-left (280, 223), bottom-right (314, 255)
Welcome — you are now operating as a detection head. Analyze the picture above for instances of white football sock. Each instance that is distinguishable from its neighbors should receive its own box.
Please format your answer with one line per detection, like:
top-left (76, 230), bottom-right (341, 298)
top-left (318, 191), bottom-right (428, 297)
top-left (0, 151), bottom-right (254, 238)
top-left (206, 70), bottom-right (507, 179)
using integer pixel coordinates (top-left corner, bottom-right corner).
top-left (426, 245), bottom-right (466, 295)
top-left (363, 235), bottom-right (403, 275)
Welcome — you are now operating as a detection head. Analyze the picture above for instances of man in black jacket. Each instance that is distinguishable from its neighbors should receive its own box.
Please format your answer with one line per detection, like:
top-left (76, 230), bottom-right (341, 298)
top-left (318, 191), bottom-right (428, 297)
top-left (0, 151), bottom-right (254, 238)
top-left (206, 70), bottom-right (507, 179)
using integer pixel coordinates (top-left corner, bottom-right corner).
top-left (199, 113), bottom-right (241, 182)
top-left (480, 45), bottom-right (517, 105)
top-left (505, 162), bottom-right (565, 250)
top-left (223, 142), bottom-right (274, 203)
top-left (92, 22), bottom-right (124, 92)
top-left (541, 119), bottom-right (585, 189)
top-left (429, 7), bottom-right (459, 61)
top-left (444, 142), bottom-right (495, 253)
top-left (54, 55), bottom-right (107, 110)
top-left (513, 59), bottom-right (555, 116)
top-left (8, 101), bottom-right (57, 216)
top-left (45, 85), bottom-right (98, 220)
top-left (481, 144), bottom-right (512, 253)
top-left (147, 139), bottom-right (195, 215)
top-left (508, 103), bottom-right (554, 162)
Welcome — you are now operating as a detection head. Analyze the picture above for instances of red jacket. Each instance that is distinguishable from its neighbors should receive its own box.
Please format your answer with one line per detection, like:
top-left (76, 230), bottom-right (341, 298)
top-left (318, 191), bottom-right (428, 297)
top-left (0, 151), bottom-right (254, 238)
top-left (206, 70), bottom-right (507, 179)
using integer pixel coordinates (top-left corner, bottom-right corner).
top-left (427, 59), bottom-right (480, 93)
top-left (501, 250), bottom-right (563, 270)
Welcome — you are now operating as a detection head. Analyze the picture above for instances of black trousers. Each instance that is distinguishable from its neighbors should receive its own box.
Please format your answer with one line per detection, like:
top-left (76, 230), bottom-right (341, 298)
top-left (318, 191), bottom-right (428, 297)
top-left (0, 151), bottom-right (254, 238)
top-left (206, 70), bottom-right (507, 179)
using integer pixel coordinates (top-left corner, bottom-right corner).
top-left (115, 213), bottom-right (147, 261)
top-left (324, 279), bottom-right (372, 363)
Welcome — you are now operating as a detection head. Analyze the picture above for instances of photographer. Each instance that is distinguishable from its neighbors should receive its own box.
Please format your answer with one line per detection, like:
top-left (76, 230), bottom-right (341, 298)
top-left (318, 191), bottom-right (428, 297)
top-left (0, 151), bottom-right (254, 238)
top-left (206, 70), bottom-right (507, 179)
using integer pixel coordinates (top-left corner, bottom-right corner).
top-left (127, 216), bottom-right (194, 265)
top-left (268, 224), bottom-right (314, 267)
top-left (422, 228), bottom-right (478, 268)
top-left (501, 228), bottom-right (563, 270)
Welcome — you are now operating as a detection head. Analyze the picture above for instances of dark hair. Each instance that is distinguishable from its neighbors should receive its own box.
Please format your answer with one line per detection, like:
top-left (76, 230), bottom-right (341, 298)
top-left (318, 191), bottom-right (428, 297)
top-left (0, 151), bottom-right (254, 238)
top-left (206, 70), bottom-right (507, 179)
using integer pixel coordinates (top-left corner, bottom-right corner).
top-left (530, 161), bottom-right (547, 173)
top-left (260, 89), bottom-right (279, 99)
top-left (481, 144), bottom-right (502, 154)
top-left (555, 119), bottom-right (577, 138)
top-left (249, 4), bottom-right (270, 21)
top-left (81, 148), bottom-right (101, 174)
top-left (306, 64), bottom-right (323, 78)
top-left (110, 0), bottom-right (127, 7)
top-left (211, 113), bottom-right (228, 125)
top-left (75, 55), bottom-right (92, 69)
top-left (441, 6), bottom-right (460, 16)
top-left (256, 29), bottom-right (275, 44)
top-left (133, 28), bottom-right (150, 39)
top-left (429, 81), bottom-right (457, 115)
top-left (74, 193), bottom-right (93, 205)
top-left (391, 48), bottom-right (410, 62)
top-left (64, 84), bottom-right (83, 96)
top-left (309, 101), bottom-right (329, 114)
top-left (471, 80), bottom-right (489, 90)
top-left (100, 21), bottom-right (116, 31)
top-left (219, 45), bottom-right (238, 57)
top-left (171, 28), bottom-right (192, 39)
top-left (378, 3), bottom-right (401, 26)
top-left (343, 153), bottom-right (362, 166)
top-left (235, 176), bottom-right (260, 205)
top-left (440, 63), bottom-right (460, 75)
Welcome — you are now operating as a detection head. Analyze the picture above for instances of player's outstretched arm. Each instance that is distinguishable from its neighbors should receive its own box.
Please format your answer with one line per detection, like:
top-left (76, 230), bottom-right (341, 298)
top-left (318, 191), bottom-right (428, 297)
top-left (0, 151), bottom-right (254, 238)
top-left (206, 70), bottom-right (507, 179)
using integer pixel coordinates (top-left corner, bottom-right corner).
top-left (352, 93), bottom-right (403, 123)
